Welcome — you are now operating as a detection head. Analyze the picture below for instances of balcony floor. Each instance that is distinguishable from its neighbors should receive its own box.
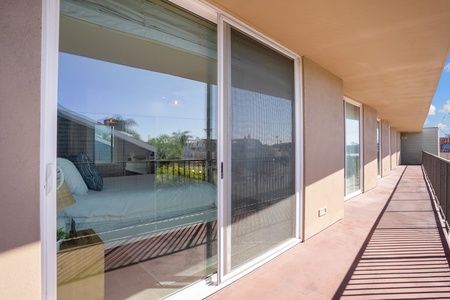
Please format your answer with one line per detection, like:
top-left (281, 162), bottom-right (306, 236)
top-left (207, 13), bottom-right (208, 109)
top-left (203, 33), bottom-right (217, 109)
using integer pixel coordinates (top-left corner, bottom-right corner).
top-left (207, 165), bottom-right (450, 299)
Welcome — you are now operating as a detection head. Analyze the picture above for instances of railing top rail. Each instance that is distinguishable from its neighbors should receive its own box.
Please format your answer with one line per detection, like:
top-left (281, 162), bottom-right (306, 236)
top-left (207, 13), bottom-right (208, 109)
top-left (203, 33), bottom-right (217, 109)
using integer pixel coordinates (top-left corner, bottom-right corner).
top-left (423, 151), bottom-right (450, 164)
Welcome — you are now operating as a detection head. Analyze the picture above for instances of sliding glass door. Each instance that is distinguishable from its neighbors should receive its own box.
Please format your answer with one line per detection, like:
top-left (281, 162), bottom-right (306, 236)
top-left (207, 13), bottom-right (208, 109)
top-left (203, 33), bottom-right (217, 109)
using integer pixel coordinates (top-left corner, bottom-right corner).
top-left (55, 1), bottom-right (301, 298)
top-left (377, 119), bottom-right (381, 177)
top-left (57, 1), bottom-right (217, 299)
top-left (344, 99), bottom-right (362, 198)
top-left (223, 25), bottom-right (297, 273)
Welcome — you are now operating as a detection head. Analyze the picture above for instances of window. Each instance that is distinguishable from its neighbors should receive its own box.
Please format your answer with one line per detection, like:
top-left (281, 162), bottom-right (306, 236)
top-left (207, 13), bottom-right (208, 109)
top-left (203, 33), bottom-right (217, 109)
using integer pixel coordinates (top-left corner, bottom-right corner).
top-left (227, 27), bottom-right (297, 272)
top-left (377, 119), bottom-right (381, 177)
top-left (344, 99), bottom-right (362, 198)
top-left (48, 1), bottom-right (301, 298)
top-left (57, 1), bottom-right (217, 298)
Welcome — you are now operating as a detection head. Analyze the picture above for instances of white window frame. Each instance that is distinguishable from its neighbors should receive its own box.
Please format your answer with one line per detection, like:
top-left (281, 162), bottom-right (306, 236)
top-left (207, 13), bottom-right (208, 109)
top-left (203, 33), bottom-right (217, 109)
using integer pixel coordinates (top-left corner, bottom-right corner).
top-left (389, 126), bottom-right (392, 170)
top-left (377, 118), bottom-right (382, 178)
top-left (217, 14), bottom-right (303, 285)
top-left (343, 96), bottom-right (363, 200)
top-left (40, 0), bottom-right (304, 298)
top-left (41, 0), bottom-right (60, 298)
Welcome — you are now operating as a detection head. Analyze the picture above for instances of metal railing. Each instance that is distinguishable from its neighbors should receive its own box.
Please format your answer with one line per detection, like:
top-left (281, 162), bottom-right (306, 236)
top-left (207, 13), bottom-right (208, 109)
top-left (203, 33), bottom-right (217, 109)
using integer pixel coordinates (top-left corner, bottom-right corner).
top-left (152, 159), bottom-right (216, 186)
top-left (231, 156), bottom-right (294, 214)
top-left (422, 151), bottom-right (450, 232)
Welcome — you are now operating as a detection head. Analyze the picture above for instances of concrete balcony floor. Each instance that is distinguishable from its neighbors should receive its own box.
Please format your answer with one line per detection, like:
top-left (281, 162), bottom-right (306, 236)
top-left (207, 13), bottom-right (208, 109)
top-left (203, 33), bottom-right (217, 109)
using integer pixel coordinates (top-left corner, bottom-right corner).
top-left (207, 166), bottom-right (450, 299)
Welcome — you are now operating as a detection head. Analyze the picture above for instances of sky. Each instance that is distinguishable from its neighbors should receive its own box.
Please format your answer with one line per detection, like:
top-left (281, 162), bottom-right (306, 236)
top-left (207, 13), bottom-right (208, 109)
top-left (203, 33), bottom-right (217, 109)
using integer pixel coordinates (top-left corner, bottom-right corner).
top-left (60, 51), bottom-right (448, 143)
top-left (58, 52), bottom-right (293, 145)
top-left (424, 54), bottom-right (450, 136)
top-left (58, 52), bottom-right (211, 142)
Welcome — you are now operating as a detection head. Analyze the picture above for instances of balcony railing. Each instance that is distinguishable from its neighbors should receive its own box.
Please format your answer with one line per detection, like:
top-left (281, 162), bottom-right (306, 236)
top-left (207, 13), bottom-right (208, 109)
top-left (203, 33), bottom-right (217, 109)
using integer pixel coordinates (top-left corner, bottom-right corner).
top-left (421, 151), bottom-right (450, 232)
top-left (155, 159), bottom-right (215, 183)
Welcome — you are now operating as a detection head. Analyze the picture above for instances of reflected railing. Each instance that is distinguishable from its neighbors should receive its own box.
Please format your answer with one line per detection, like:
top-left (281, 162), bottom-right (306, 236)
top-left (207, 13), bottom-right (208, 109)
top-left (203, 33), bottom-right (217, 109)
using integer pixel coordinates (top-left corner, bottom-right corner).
top-left (422, 151), bottom-right (450, 233)
top-left (155, 159), bottom-right (215, 183)
top-left (231, 156), bottom-right (293, 215)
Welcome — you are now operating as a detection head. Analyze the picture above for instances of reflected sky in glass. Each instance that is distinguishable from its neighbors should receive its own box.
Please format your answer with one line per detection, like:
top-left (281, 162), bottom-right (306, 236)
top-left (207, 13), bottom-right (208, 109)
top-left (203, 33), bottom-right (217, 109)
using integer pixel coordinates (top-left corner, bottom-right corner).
top-left (58, 52), bottom-right (209, 141)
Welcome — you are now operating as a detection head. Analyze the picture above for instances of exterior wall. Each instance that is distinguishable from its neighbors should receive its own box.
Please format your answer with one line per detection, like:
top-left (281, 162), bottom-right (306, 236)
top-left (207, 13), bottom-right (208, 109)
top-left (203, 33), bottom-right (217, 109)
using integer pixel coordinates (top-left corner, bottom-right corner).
top-left (381, 120), bottom-right (391, 177)
top-left (0, 1), bottom-right (42, 298)
top-left (0, 2), bottom-right (415, 298)
top-left (303, 58), bottom-right (344, 239)
top-left (363, 105), bottom-right (378, 192)
top-left (401, 127), bottom-right (439, 164)
top-left (390, 127), bottom-right (398, 168)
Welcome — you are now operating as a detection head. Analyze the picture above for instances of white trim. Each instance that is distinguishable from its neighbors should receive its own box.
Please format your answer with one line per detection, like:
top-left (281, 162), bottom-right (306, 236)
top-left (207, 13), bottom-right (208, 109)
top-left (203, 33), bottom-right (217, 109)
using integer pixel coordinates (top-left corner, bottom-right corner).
top-left (345, 190), bottom-right (363, 200)
top-left (392, 128), bottom-right (397, 168)
top-left (344, 96), bottom-right (362, 108)
top-left (343, 97), bottom-right (363, 200)
top-left (44, 0), bottom-right (305, 298)
top-left (295, 56), bottom-right (304, 240)
top-left (186, 0), bottom-right (299, 60)
top-left (220, 16), bottom-right (299, 60)
top-left (219, 15), bottom-right (302, 281)
top-left (389, 126), bottom-right (392, 170)
top-left (40, 0), bottom-right (60, 299)
top-left (216, 12), bottom-right (227, 284)
top-left (223, 19), bottom-right (233, 279)
top-left (377, 118), bottom-right (382, 178)
top-left (169, 0), bottom-right (217, 23)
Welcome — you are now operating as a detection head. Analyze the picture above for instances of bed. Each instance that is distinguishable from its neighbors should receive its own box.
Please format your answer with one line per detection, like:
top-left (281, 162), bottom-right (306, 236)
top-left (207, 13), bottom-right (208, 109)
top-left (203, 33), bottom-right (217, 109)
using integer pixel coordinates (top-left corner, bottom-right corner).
top-left (58, 173), bottom-right (217, 247)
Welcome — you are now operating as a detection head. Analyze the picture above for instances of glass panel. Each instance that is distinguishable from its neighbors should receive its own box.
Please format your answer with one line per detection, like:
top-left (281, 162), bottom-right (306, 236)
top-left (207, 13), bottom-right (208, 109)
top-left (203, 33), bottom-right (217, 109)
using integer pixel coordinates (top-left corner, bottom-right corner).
top-left (56, 1), bottom-right (217, 299)
top-left (345, 102), bottom-right (361, 195)
top-left (229, 28), bottom-right (296, 270)
top-left (95, 124), bottom-right (113, 163)
top-left (377, 120), bottom-right (380, 176)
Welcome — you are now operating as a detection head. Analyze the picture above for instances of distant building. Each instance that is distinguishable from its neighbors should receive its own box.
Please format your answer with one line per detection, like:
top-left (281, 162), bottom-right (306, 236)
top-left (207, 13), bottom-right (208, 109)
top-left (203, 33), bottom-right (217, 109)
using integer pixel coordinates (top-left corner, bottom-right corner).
top-left (440, 137), bottom-right (450, 152)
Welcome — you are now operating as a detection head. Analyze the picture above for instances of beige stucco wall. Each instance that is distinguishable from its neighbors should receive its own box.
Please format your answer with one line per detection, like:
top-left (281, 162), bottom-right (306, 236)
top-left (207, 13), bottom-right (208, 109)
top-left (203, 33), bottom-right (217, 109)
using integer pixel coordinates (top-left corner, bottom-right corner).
top-left (381, 120), bottom-right (391, 177)
top-left (303, 58), bottom-right (344, 240)
top-left (390, 127), bottom-right (398, 168)
top-left (0, 1), bottom-right (42, 298)
top-left (363, 105), bottom-right (378, 192)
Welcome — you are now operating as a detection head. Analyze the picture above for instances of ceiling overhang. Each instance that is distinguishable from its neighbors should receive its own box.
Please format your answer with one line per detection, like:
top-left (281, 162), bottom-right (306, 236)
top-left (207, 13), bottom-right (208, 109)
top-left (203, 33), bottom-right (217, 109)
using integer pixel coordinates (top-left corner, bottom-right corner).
top-left (208, 0), bottom-right (450, 132)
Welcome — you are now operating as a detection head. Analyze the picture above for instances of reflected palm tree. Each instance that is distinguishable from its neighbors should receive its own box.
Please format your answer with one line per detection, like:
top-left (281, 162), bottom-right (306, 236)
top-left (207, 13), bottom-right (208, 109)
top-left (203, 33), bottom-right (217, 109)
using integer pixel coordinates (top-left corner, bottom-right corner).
top-left (172, 130), bottom-right (192, 146)
top-left (112, 114), bottom-right (142, 141)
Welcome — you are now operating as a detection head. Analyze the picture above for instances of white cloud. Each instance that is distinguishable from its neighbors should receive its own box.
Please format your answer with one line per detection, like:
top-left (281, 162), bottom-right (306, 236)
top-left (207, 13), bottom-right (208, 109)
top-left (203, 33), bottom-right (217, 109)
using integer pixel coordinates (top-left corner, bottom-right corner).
top-left (438, 122), bottom-right (448, 130)
top-left (439, 100), bottom-right (450, 113)
top-left (428, 104), bottom-right (436, 115)
top-left (445, 63), bottom-right (450, 73)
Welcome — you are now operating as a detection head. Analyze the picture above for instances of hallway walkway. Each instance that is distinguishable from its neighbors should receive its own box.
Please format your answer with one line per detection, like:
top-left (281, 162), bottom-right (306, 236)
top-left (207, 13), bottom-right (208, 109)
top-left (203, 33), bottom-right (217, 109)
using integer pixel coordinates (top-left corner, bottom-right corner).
top-left (207, 166), bottom-right (450, 299)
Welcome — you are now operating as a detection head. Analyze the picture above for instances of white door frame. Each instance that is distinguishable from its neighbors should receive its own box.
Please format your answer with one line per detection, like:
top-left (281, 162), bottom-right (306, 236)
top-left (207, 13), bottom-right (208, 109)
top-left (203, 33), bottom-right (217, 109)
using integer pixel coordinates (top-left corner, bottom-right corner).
top-left (40, 0), bottom-right (304, 298)
top-left (344, 96), bottom-right (363, 200)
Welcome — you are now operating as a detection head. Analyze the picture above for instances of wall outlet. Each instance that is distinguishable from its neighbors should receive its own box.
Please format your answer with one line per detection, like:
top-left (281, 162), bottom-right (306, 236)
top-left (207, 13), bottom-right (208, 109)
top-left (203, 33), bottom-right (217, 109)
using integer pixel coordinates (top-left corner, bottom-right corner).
top-left (319, 208), bottom-right (327, 217)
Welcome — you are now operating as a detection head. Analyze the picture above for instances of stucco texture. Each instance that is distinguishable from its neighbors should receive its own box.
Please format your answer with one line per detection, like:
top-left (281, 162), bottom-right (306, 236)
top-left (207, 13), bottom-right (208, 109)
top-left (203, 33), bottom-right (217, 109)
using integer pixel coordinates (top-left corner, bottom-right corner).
top-left (381, 120), bottom-right (391, 177)
top-left (0, 1), bottom-right (42, 298)
top-left (363, 105), bottom-right (378, 192)
top-left (303, 58), bottom-right (344, 240)
top-left (390, 127), bottom-right (398, 168)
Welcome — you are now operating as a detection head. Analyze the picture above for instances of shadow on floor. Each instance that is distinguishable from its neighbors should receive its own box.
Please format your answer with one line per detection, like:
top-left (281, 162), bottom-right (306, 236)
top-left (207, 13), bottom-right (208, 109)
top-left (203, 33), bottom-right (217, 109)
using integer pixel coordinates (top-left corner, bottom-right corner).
top-left (333, 166), bottom-right (450, 299)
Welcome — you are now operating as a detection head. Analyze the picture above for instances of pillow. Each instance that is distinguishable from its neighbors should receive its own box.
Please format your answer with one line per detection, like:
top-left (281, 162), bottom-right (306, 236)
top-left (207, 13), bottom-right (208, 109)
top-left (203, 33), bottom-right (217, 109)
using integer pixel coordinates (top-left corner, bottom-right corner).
top-left (61, 153), bottom-right (78, 163)
top-left (56, 180), bottom-right (76, 211)
top-left (73, 153), bottom-right (103, 191)
top-left (57, 157), bottom-right (88, 195)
